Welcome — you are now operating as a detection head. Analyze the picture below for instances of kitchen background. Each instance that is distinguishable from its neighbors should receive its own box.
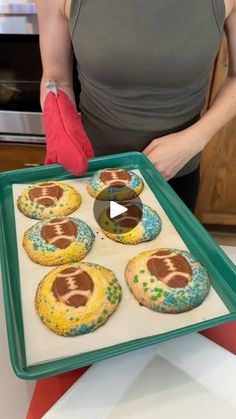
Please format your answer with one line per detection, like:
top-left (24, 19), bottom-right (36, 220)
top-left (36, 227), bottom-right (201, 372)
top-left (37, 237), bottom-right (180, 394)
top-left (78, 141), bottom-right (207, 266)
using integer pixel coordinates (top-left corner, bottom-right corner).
top-left (0, 0), bottom-right (235, 243)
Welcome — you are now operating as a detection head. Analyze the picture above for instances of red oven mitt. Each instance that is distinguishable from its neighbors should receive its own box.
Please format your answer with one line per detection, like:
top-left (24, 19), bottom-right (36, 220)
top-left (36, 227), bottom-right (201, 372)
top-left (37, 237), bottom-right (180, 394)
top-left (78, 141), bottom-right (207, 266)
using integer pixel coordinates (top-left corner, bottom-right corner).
top-left (43, 86), bottom-right (94, 176)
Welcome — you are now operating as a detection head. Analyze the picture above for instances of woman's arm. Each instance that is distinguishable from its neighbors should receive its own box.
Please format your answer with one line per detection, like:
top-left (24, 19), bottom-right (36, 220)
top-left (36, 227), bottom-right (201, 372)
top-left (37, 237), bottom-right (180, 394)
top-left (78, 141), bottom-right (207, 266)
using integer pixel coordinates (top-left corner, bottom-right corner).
top-left (190, 3), bottom-right (236, 149)
top-left (144, 1), bottom-right (236, 180)
top-left (36, 0), bottom-right (74, 108)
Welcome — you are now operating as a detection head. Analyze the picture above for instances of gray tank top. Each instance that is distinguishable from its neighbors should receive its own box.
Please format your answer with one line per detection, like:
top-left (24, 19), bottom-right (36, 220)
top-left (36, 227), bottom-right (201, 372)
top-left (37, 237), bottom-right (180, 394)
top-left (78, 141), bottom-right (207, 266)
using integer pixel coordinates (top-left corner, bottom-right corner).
top-left (69, 0), bottom-right (225, 176)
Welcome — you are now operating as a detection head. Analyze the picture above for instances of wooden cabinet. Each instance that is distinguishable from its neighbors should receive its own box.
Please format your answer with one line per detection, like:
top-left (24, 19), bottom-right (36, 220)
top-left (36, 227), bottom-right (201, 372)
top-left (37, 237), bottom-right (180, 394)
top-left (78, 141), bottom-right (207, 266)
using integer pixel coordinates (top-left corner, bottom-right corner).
top-left (195, 37), bottom-right (236, 226)
top-left (0, 143), bottom-right (46, 172)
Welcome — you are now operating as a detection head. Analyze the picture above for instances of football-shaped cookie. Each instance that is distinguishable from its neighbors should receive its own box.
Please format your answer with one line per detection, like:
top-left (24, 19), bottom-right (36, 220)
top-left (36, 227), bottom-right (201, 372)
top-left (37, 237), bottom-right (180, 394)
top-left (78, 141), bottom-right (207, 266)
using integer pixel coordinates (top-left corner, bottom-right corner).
top-left (147, 250), bottom-right (192, 288)
top-left (87, 168), bottom-right (144, 200)
top-left (41, 218), bottom-right (78, 249)
top-left (29, 182), bottom-right (63, 206)
top-left (98, 203), bottom-right (162, 244)
top-left (35, 262), bottom-right (122, 336)
top-left (23, 217), bottom-right (95, 266)
top-left (100, 168), bottom-right (131, 187)
top-left (125, 248), bottom-right (210, 313)
top-left (17, 181), bottom-right (81, 219)
top-left (52, 267), bottom-right (94, 308)
top-left (107, 202), bottom-right (142, 229)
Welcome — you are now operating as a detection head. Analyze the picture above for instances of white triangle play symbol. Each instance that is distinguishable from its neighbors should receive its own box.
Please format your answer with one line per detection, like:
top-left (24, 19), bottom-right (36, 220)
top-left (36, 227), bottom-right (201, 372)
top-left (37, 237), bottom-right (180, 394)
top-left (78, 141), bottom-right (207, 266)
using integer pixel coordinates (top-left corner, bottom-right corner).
top-left (110, 201), bottom-right (128, 219)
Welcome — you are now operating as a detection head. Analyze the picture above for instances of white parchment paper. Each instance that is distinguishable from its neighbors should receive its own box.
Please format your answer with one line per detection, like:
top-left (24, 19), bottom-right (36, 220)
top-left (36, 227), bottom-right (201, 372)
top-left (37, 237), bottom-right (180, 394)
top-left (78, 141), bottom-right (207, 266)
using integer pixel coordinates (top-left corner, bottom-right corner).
top-left (12, 171), bottom-right (229, 366)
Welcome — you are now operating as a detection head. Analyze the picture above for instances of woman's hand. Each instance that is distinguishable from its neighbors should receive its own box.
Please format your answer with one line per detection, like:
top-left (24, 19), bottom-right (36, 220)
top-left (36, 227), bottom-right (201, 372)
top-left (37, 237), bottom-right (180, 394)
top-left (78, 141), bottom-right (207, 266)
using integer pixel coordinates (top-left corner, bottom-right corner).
top-left (143, 128), bottom-right (202, 180)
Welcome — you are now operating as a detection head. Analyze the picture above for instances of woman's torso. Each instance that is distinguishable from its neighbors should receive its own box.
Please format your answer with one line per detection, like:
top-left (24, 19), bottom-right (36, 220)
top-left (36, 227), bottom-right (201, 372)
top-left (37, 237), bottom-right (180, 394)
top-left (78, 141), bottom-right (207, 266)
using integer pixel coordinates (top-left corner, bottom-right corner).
top-left (67, 0), bottom-right (225, 175)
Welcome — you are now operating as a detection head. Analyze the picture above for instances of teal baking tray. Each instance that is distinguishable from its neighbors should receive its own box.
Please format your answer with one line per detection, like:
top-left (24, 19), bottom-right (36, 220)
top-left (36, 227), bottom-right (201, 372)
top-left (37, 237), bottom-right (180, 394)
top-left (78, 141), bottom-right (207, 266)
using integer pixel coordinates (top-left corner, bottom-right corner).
top-left (0, 152), bottom-right (236, 380)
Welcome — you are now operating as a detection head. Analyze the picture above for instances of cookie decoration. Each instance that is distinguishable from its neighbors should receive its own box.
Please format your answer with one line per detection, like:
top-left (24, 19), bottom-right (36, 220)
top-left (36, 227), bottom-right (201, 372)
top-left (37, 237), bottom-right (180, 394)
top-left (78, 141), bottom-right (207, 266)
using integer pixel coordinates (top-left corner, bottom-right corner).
top-left (51, 267), bottom-right (94, 308)
top-left (125, 248), bottom-right (210, 313)
top-left (23, 217), bottom-right (95, 265)
top-left (87, 168), bottom-right (144, 200)
top-left (107, 202), bottom-right (142, 229)
top-left (100, 168), bottom-right (131, 187)
top-left (17, 181), bottom-right (81, 219)
top-left (28, 182), bottom-right (63, 206)
top-left (147, 250), bottom-right (192, 288)
top-left (98, 203), bottom-right (162, 244)
top-left (35, 262), bottom-right (122, 336)
top-left (41, 218), bottom-right (78, 249)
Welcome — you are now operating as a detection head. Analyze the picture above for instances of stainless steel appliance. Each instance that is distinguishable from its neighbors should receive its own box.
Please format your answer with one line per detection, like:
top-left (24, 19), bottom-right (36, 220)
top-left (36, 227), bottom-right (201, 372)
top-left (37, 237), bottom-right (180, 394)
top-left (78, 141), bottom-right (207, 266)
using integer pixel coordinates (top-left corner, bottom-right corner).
top-left (0, 0), bottom-right (45, 144)
top-left (0, 1), bottom-right (81, 170)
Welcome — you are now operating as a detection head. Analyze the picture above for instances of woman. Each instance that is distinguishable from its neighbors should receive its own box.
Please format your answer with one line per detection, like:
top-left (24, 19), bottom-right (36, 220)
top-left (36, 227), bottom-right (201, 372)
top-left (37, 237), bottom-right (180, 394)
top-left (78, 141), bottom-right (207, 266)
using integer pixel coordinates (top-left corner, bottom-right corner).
top-left (36, 0), bottom-right (236, 211)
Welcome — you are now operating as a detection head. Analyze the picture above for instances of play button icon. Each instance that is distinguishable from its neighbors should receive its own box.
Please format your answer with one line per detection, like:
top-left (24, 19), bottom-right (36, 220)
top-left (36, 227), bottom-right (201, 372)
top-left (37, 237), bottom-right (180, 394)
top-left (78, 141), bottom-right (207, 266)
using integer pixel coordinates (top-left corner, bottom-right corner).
top-left (110, 201), bottom-right (127, 219)
top-left (93, 186), bottom-right (143, 235)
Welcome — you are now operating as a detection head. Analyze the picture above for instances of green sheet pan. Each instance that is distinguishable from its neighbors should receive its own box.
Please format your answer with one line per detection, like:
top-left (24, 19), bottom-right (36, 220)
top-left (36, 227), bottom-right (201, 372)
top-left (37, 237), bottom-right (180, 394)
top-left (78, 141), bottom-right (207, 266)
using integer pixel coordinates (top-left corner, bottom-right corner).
top-left (0, 152), bottom-right (236, 379)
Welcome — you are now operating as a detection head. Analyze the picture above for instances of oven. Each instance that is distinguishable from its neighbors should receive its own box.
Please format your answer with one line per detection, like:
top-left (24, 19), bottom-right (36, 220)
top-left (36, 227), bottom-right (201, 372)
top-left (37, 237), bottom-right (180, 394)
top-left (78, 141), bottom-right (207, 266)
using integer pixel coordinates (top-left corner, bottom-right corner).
top-left (0, 1), bottom-right (80, 171)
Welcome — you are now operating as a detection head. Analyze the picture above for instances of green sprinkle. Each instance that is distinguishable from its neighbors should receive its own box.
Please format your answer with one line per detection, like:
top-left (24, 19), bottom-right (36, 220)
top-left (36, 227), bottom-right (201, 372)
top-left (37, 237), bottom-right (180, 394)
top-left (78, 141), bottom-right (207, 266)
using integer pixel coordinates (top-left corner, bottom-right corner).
top-left (178, 297), bottom-right (186, 302)
top-left (140, 269), bottom-right (145, 274)
top-left (98, 316), bottom-right (104, 323)
top-left (151, 296), bottom-right (158, 301)
top-left (143, 282), bottom-right (147, 287)
top-left (133, 275), bottom-right (139, 283)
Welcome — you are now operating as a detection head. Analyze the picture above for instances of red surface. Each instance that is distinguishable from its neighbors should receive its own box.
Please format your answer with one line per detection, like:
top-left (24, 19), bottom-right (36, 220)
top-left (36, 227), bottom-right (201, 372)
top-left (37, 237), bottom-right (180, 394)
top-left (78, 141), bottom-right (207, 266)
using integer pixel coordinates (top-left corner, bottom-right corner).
top-left (201, 321), bottom-right (236, 355)
top-left (26, 322), bottom-right (236, 419)
top-left (26, 367), bottom-right (89, 419)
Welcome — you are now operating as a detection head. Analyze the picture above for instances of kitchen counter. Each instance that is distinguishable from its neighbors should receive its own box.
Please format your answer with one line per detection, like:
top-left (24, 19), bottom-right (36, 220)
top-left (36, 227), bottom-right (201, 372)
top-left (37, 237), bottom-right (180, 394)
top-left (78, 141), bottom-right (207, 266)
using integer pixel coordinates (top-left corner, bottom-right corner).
top-left (43, 333), bottom-right (236, 419)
